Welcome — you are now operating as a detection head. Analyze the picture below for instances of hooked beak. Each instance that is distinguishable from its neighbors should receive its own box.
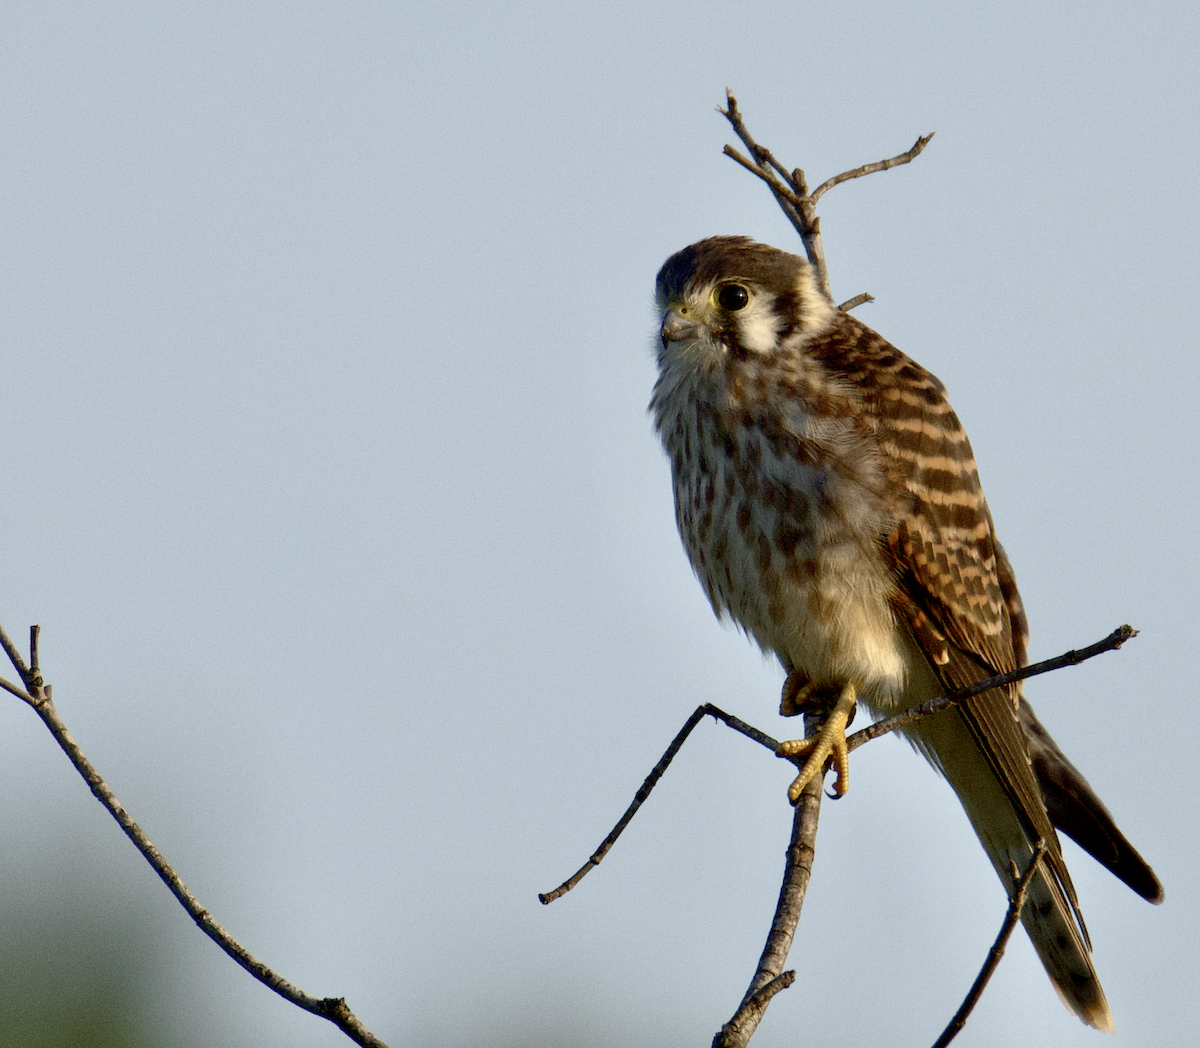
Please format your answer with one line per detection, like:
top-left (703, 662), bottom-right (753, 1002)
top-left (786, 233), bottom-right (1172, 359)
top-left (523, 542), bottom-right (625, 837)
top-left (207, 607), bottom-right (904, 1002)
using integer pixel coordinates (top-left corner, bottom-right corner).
top-left (660, 307), bottom-right (698, 347)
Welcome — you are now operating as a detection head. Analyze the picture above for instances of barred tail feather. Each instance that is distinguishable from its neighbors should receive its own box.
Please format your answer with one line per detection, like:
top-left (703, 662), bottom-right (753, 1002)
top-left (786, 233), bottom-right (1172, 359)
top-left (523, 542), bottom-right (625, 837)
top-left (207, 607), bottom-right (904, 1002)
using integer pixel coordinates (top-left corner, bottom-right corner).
top-left (1019, 854), bottom-right (1113, 1032)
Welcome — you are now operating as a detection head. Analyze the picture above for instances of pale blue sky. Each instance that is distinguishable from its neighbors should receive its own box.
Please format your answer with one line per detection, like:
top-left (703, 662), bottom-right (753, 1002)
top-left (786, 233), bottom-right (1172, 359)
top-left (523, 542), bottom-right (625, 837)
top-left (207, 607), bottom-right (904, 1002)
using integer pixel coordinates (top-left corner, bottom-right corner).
top-left (1, 3), bottom-right (1196, 1046)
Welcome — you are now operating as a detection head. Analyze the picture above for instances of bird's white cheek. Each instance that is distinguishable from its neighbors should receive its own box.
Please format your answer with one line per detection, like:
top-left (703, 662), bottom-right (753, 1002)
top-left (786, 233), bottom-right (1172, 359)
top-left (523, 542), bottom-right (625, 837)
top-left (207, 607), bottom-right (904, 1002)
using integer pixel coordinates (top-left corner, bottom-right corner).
top-left (736, 308), bottom-right (783, 355)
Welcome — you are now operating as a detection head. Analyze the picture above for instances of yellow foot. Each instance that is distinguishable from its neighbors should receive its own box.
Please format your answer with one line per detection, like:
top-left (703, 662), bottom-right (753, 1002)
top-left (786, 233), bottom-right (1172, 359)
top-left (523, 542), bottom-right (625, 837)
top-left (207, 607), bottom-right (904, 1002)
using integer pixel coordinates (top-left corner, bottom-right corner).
top-left (776, 683), bottom-right (857, 802)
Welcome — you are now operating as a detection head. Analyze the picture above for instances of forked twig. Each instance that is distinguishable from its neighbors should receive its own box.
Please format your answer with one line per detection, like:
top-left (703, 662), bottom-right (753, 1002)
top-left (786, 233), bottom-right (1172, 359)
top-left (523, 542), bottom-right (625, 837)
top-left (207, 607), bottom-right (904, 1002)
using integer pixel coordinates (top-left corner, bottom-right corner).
top-left (932, 840), bottom-right (1049, 1048)
top-left (719, 89), bottom-right (933, 303)
top-left (542, 626), bottom-right (1135, 905)
top-left (0, 621), bottom-right (389, 1048)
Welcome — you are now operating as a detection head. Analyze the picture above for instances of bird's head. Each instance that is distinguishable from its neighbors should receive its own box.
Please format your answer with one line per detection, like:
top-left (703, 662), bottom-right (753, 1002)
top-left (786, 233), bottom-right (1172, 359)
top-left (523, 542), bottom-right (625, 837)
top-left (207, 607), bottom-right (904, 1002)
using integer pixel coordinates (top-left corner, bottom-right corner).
top-left (654, 236), bottom-right (835, 369)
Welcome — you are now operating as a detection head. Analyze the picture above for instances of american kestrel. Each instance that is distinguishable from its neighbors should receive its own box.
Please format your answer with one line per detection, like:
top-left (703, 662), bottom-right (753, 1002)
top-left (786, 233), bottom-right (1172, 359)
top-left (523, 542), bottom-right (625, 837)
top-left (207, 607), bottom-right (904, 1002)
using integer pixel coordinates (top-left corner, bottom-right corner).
top-left (650, 236), bottom-right (1162, 1030)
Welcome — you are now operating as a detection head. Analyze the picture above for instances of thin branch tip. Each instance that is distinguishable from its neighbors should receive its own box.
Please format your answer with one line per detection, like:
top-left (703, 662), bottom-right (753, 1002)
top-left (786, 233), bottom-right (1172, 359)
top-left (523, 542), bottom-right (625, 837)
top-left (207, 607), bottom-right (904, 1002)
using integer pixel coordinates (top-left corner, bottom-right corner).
top-left (0, 620), bottom-right (30, 678)
top-left (848, 625), bottom-right (1137, 752)
top-left (839, 292), bottom-right (875, 312)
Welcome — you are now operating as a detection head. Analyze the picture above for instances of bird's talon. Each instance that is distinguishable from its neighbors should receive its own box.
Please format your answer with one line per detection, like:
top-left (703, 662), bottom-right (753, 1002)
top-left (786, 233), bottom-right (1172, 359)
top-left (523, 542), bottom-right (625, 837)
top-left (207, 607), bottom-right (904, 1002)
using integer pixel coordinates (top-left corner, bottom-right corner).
top-left (780, 672), bottom-right (817, 717)
top-left (778, 684), bottom-right (856, 803)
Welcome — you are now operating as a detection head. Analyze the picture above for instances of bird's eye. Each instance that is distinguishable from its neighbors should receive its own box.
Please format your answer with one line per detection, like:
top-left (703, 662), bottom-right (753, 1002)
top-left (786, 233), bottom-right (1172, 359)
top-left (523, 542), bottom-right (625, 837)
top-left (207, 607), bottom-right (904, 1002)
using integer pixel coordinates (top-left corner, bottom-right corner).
top-left (716, 283), bottom-right (750, 311)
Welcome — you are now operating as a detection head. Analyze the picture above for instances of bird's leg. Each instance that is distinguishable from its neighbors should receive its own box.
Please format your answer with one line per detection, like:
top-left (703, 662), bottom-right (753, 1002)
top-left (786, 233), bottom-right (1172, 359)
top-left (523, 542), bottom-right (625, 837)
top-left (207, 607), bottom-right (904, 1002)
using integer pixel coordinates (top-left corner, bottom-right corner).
top-left (776, 682), bottom-right (857, 802)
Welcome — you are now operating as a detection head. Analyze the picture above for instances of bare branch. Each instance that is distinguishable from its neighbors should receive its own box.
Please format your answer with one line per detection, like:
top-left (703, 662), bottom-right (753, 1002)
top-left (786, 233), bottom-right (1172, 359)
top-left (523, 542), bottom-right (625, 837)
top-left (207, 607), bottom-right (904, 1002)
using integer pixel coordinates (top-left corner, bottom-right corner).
top-left (0, 622), bottom-right (390, 1048)
top-left (0, 619), bottom-right (31, 683)
top-left (541, 626), bottom-right (1135, 909)
top-left (0, 672), bottom-right (33, 703)
top-left (538, 693), bottom-right (828, 1044)
top-left (720, 145), bottom-right (804, 211)
top-left (541, 624), bottom-right (1133, 899)
top-left (719, 91), bottom-right (796, 193)
top-left (721, 145), bottom-right (811, 251)
top-left (719, 91), bottom-right (828, 298)
top-left (932, 840), bottom-right (1048, 1048)
top-left (847, 625), bottom-right (1137, 754)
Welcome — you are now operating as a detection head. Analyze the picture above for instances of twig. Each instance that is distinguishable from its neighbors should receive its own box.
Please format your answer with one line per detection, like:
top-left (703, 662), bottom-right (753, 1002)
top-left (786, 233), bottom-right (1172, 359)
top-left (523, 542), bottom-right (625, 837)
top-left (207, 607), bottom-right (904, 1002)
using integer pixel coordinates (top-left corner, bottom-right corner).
top-left (932, 840), bottom-right (1049, 1048)
top-left (0, 620), bottom-right (32, 691)
top-left (539, 704), bottom-right (782, 903)
top-left (0, 671), bottom-right (30, 702)
top-left (847, 625), bottom-right (1137, 754)
top-left (537, 698), bottom-right (827, 1045)
top-left (713, 970), bottom-right (796, 1048)
top-left (719, 90), bottom-right (933, 303)
top-left (809, 132), bottom-right (935, 206)
top-left (0, 621), bottom-right (389, 1048)
top-left (838, 292), bottom-right (875, 312)
top-left (541, 626), bottom-right (1133, 908)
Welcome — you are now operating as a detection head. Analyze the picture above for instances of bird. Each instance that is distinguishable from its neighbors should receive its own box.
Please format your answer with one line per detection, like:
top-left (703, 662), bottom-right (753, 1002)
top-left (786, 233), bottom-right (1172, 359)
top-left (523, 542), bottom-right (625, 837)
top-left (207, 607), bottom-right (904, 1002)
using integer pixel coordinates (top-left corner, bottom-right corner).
top-left (650, 235), bottom-right (1162, 1031)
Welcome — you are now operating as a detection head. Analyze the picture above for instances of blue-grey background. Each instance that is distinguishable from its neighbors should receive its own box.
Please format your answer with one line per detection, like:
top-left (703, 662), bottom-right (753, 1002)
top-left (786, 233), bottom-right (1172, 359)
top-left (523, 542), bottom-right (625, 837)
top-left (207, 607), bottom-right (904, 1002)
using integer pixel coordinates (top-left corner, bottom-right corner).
top-left (1, 3), bottom-right (1195, 1046)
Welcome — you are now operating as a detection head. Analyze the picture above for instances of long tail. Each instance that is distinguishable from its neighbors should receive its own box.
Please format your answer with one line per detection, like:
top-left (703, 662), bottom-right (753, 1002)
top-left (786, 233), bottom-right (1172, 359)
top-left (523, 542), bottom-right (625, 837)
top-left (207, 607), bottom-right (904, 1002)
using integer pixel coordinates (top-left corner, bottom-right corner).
top-left (907, 704), bottom-right (1114, 1031)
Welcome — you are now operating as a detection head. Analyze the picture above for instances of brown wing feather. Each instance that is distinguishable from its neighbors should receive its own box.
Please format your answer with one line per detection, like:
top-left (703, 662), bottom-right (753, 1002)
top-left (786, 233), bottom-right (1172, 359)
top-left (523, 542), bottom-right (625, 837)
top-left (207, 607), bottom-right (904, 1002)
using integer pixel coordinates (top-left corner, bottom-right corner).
top-left (809, 313), bottom-right (1084, 911)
